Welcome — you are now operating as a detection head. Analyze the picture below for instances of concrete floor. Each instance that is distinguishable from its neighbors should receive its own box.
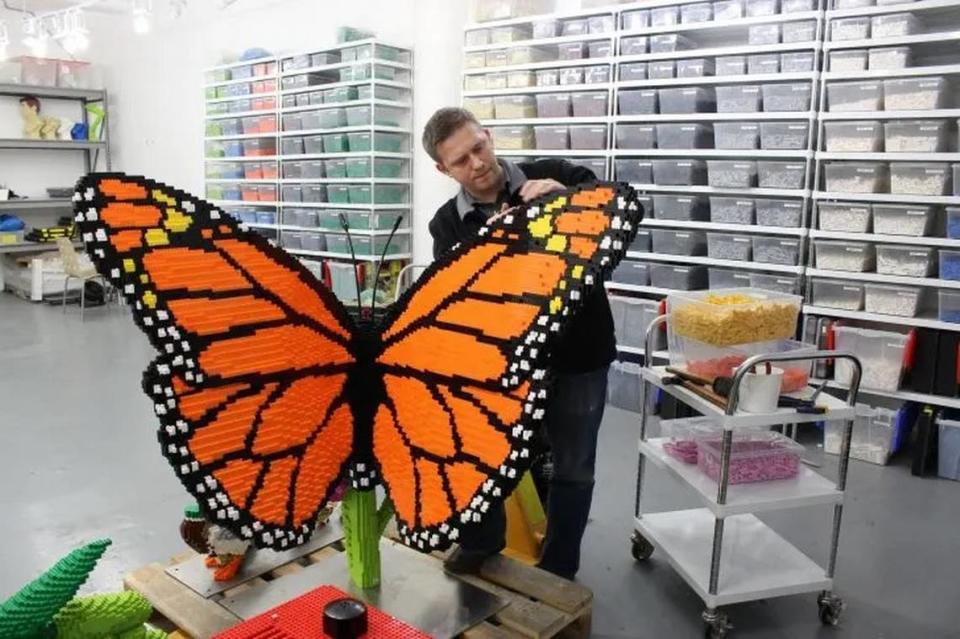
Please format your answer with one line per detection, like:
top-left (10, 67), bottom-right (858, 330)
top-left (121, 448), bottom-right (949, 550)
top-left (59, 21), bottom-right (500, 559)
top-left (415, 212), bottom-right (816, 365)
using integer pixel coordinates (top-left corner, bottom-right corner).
top-left (1, 293), bottom-right (959, 638)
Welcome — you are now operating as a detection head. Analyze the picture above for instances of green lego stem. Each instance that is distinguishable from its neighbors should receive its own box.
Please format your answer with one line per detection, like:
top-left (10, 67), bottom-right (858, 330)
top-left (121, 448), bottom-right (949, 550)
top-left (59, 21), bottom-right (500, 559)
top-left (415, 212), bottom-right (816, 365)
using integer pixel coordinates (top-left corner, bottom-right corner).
top-left (54, 591), bottom-right (156, 639)
top-left (341, 488), bottom-right (385, 589)
top-left (377, 498), bottom-right (395, 537)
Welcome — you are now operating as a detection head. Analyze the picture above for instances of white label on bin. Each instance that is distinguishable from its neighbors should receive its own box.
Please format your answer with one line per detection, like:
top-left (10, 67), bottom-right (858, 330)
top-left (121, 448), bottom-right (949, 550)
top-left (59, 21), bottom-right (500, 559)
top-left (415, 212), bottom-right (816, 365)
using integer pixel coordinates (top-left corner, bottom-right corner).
top-left (843, 287), bottom-right (859, 292)
top-left (779, 241), bottom-right (795, 247)
top-left (743, 87), bottom-right (759, 93)
top-left (675, 268), bottom-right (690, 273)
top-left (896, 292), bottom-right (913, 298)
top-left (926, 169), bottom-right (946, 175)
top-left (910, 251), bottom-right (928, 257)
top-left (920, 126), bottom-right (938, 131)
top-left (737, 200), bottom-right (752, 206)
top-left (734, 163), bottom-right (751, 169)
top-left (919, 81), bottom-right (938, 88)
top-left (856, 168), bottom-right (875, 174)
top-left (845, 247), bottom-right (865, 253)
top-left (678, 162), bottom-right (692, 167)
top-left (682, 89), bottom-right (696, 95)
top-left (785, 203), bottom-right (801, 209)
top-left (788, 125), bottom-right (806, 131)
top-left (855, 126), bottom-right (874, 132)
top-left (677, 233), bottom-right (690, 238)
top-left (861, 84), bottom-right (878, 90)
top-left (734, 238), bottom-right (749, 243)
top-left (681, 126), bottom-right (696, 131)
top-left (593, 95), bottom-right (605, 100)
top-left (792, 86), bottom-right (806, 92)
top-left (786, 164), bottom-right (803, 170)
top-left (906, 210), bottom-right (925, 216)
top-left (678, 198), bottom-right (692, 203)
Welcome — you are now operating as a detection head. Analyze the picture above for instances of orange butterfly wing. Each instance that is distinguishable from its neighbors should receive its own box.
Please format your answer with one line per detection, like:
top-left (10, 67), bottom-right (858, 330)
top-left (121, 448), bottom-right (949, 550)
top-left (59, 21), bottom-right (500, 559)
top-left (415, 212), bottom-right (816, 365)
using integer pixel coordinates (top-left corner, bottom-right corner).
top-left (374, 183), bottom-right (642, 550)
top-left (75, 174), bottom-right (358, 549)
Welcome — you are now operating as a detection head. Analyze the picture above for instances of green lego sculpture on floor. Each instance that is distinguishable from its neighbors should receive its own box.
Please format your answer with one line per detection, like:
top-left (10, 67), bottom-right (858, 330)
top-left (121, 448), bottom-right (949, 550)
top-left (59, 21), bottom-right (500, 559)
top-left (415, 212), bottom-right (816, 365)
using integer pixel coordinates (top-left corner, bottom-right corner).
top-left (340, 489), bottom-right (395, 589)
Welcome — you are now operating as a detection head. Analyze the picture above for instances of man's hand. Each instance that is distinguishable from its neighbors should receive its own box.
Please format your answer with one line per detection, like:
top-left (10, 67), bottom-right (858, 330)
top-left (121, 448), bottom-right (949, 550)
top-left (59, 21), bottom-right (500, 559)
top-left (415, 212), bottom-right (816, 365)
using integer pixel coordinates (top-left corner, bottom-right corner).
top-left (518, 178), bottom-right (565, 203)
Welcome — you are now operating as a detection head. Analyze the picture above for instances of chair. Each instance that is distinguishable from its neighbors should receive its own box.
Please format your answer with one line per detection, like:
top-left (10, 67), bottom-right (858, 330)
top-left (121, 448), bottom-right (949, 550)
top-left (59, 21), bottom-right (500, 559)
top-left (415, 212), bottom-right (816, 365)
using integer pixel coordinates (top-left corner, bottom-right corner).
top-left (56, 238), bottom-right (107, 320)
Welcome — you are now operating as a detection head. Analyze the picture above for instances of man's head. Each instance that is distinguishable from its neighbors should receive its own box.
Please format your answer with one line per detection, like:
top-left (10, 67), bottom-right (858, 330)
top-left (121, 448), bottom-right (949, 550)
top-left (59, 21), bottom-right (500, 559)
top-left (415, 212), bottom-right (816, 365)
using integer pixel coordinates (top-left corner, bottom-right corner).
top-left (422, 107), bottom-right (502, 196)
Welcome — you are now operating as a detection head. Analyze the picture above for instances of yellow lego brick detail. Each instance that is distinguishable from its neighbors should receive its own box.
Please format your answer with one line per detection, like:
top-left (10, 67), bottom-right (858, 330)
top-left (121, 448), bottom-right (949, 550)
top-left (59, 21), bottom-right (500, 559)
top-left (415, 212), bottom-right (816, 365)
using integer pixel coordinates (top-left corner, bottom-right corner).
top-left (144, 229), bottom-right (170, 246)
top-left (545, 234), bottom-right (567, 252)
top-left (142, 290), bottom-right (157, 309)
top-left (164, 208), bottom-right (193, 233)
top-left (572, 265), bottom-right (584, 279)
top-left (527, 215), bottom-right (553, 239)
top-left (123, 259), bottom-right (136, 273)
top-left (544, 196), bottom-right (567, 213)
top-left (549, 296), bottom-right (563, 314)
top-left (152, 189), bottom-right (176, 206)
top-left (559, 280), bottom-right (567, 290)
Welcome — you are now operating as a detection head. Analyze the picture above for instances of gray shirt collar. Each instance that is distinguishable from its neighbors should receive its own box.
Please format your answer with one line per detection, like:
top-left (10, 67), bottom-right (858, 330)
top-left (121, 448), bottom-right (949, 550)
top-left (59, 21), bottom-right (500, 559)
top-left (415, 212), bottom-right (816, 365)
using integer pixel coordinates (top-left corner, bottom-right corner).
top-left (455, 159), bottom-right (528, 219)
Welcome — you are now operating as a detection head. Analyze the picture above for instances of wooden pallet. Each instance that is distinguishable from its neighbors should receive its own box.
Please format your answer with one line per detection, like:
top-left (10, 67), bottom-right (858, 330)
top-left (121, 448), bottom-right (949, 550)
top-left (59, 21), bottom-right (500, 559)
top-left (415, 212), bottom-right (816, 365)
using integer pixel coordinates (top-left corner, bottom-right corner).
top-left (124, 540), bottom-right (592, 639)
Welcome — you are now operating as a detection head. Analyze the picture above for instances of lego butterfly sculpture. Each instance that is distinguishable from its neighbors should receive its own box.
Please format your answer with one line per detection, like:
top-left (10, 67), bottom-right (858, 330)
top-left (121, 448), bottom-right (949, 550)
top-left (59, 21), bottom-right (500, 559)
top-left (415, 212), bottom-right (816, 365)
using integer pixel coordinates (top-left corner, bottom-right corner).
top-left (74, 174), bottom-right (642, 587)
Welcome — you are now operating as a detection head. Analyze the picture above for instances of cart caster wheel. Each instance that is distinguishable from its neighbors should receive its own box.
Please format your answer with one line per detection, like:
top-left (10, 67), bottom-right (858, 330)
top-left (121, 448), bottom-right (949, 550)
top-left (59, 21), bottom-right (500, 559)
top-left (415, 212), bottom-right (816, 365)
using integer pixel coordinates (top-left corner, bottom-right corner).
top-left (702, 609), bottom-right (732, 639)
top-left (631, 532), bottom-right (654, 561)
top-left (817, 591), bottom-right (845, 626)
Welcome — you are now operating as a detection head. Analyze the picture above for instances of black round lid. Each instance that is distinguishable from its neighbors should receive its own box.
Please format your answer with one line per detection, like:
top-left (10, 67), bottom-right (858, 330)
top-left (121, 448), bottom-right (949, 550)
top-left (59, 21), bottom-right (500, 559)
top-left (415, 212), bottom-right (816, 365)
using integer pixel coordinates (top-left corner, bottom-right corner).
top-left (322, 598), bottom-right (368, 638)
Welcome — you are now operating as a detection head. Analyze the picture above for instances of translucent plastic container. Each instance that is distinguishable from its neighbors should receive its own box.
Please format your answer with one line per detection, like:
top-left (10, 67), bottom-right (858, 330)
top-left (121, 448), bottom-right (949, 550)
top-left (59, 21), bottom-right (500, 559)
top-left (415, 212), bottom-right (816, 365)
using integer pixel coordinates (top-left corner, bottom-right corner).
top-left (708, 233), bottom-right (753, 261)
top-left (656, 123), bottom-right (713, 149)
top-left (753, 236), bottom-right (801, 265)
top-left (667, 287), bottom-right (802, 346)
top-left (869, 47), bottom-right (911, 70)
top-left (714, 122), bottom-right (760, 149)
top-left (949, 207), bottom-right (960, 238)
top-left (562, 18), bottom-right (588, 35)
top-left (756, 199), bottom-right (803, 226)
top-left (651, 34), bottom-right (696, 54)
top-left (490, 126), bottom-right (534, 149)
top-left (570, 125), bottom-right (607, 149)
top-left (588, 15), bottom-right (615, 34)
top-left (711, 197), bottom-right (756, 225)
top-left (465, 29), bottom-right (490, 46)
top-left (612, 261), bottom-right (650, 286)
top-left (652, 229), bottom-right (708, 255)
top-left (942, 250), bottom-right (960, 280)
top-left (709, 268), bottom-right (752, 289)
top-left (463, 97), bottom-right (495, 120)
top-left (534, 126), bottom-right (570, 150)
top-left (508, 46), bottom-right (556, 65)
top-left (536, 93), bottom-right (571, 118)
top-left (585, 65), bottom-right (611, 83)
top-left (824, 121), bottom-right (883, 152)
top-left (746, 0), bottom-right (779, 16)
top-left (827, 81), bottom-right (883, 111)
top-left (490, 25), bottom-right (531, 43)
top-left (750, 273), bottom-right (801, 295)
top-left (830, 49), bottom-right (868, 72)
top-left (658, 87), bottom-right (716, 114)
top-left (678, 58), bottom-right (715, 78)
top-left (633, 229), bottom-right (653, 252)
top-left (871, 12), bottom-right (919, 38)
top-left (650, 264), bottom-right (708, 289)
top-left (823, 161), bottom-right (889, 192)
top-left (571, 92), bottom-right (608, 117)
top-left (621, 36), bottom-right (649, 55)
top-left (749, 24), bottom-right (781, 45)
top-left (939, 290), bottom-right (960, 323)
top-left (708, 161), bottom-right (758, 188)
top-left (783, 20), bottom-right (817, 43)
top-left (619, 89), bottom-right (658, 115)
top-left (616, 159), bottom-right (654, 183)
top-left (654, 194), bottom-right (710, 220)
top-left (782, 52), bottom-right (816, 72)
top-left (607, 361), bottom-right (644, 412)
top-left (620, 63), bottom-right (648, 81)
top-left (558, 43), bottom-right (586, 60)
top-left (507, 70), bottom-right (536, 88)
top-left (682, 2), bottom-right (714, 22)
top-left (697, 432), bottom-right (803, 484)
top-left (653, 160), bottom-right (708, 185)
top-left (884, 120), bottom-right (949, 152)
top-left (884, 77), bottom-right (947, 110)
top-left (494, 95), bottom-right (536, 119)
top-left (763, 83), bottom-right (812, 111)
top-left (486, 72), bottom-right (508, 89)
top-left (818, 202), bottom-right (872, 232)
top-left (618, 124), bottom-right (658, 150)
top-left (649, 61), bottom-right (676, 80)
top-left (651, 6), bottom-right (680, 26)
top-left (832, 16), bottom-right (870, 40)
top-left (761, 122), bottom-right (809, 149)
top-left (833, 326), bottom-right (907, 390)
top-left (622, 8), bottom-right (650, 29)
top-left (714, 0), bottom-right (745, 20)
top-left (835, 0), bottom-right (874, 8)
top-left (877, 244), bottom-right (935, 276)
top-left (717, 85), bottom-right (762, 112)
top-left (815, 239), bottom-right (876, 271)
top-left (749, 54), bottom-right (780, 75)
top-left (758, 162), bottom-right (806, 189)
top-left (812, 279), bottom-right (865, 310)
top-left (560, 68), bottom-right (584, 85)
top-left (865, 283), bottom-right (922, 316)
top-left (716, 56), bottom-right (747, 76)
top-left (890, 162), bottom-right (951, 195)
top-left (873, 203), bottom-right (934, 236)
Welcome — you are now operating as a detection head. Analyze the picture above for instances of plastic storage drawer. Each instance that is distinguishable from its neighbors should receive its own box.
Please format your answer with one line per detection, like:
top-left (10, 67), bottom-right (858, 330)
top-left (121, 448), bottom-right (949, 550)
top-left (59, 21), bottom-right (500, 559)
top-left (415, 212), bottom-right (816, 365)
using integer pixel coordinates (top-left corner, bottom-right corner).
top-left (616, 159), bottom-right (654, 183)
top-left (616, 125), bottom-right (656, 149)
top-left (709, 268), bottom-right (751, 289)
top-left (632, 229), bottom-right (653, 252)
top-left (716, 56), bottom-right (747, 75)
top-left (714, 122), bottom-right (759, 149)
top-left (815, 239), bottom-right (876, 271)
top-left (714, 0), bottom-right (745, 20)
top-left (717, 85), bottom-right (762, 113)
top-left (708, 161), bottom-right (757, 188)
top-left (873, 204), bottom-right (934, 236)
top-left (620, 63), bottom-right (648, 81)
top-left (824, 121), bottom-right (883, 152)
top-left (651, 229), bottom-right (708, 255)
top-left (890, 162), bottom-right (951, 195)
top-left (748, 54), bottom-right (780, 75)
top-left (282, 185), bottom-right (303, 202)
top-left (833, 326), bottom-right (907, 390)
top-left (651, 6), bottom-right (680, 25)
top-left (783, 20), bottom-right (816, 43)
top-left (746, 0), bottom-right (779, 16)
top-left (653, 194), bottom-right (709, 220)
top-left (870, 47), bottom-right (911, 70)
top-left (760, 162), bottom-right (806, 189)
top-left (832, 17), bottom-right (870, 40)
top-left (818, 202), bottom-right (872, 232)
top-left (760, 122), bottom-right (809, 149)
top-left (830, 50), bottom-right (868, 72)
top-left (325, 159), bottom-right (347, 178)
top-left (653, 159), bottom-right (708, 185)
top-left (570, 125), bottom-right (607, 149)
top-left (812, 279), bottom-right (864, 310)
top-left (710, 197), bottom-right (755, 224)
top-left (678, 58), bottom-right (714, 78)
top-left (824, 162), bottom-right (889, 192)
top-left (877, 245), bottom-right (935, 276)
top-left (827, 81), bottom-right (883, 112)
top-left (753, 236), bottom-right (801, 265)
top-left (585, 65), bottom-right (610, 83)
top-left (655, 123), bottom-right (712, 149)
top-left (940, 290), bottom-right (960, 323)
top-left (872, 12), bottom-right (919, 38)
top-left (884, 120), bottom-right (949, 152)
top-left (682, 2), bottom-right (713, 22)
top-left (571, 92), bottom-right (608, 117)
top-left (536, 93), bottom-right (571, 118)
top-left (865, 283), bottom-right (922, 317)
top-left (649, 61), bottom-right (676, 80)
top-left (612, 261), bottom-right (650, 286)
top-left (884, 77), bottom-right (947, 110)
top-left (658, 87), bottom-right (715, 114)
top-left (650, 264), bottom-right (708, 290)
top-left (756, 199), bottom-right (803, 226)
top-left (751, 273), bottom-right (800, 294)
top-left (651, 34), bottom-right (696, 53)
top-left (493, 95), bottom-right (537, 119)
top-left (327, 185), bottom-right (350, 204)
top-left (621, 36), bottom-right (649, 55)
top-left (708, 233), bottom-right (752, 260)
top-left (619, 90), bottom-right (658, 115)
top-left (535, 126), bottom-right (570, 150)
top-left (782, 52), bottom-right (815, 72)
top-left (749, 24), bottom-right (781, 45)
top-left (762, 83), bottom-right (811, 112)
top-left (941, 250), bottom-right (960, 280)
top-left (463, 97), bottom-right (494, 119)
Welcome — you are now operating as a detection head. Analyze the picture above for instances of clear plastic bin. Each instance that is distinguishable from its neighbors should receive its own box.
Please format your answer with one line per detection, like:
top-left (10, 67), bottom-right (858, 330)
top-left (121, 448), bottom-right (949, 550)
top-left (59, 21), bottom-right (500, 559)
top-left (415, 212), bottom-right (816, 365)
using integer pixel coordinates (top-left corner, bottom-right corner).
top-left (325, 159), bottom-right (347, 178)
top-left (812, 279), bottom-right (865, 310)
top-left (682, 2), bottom-right (714, 22)
top-left (710, 197), bottom-right (755, 224)
top-left (873, 203), bottom-right (934, 236)
top-left (784, 20), bottom-right (817, 42)
top-left (572, 92), bottom-right (609, 117)
top-left (876, 244), bottom-right (936, 277)
top-left (619, 89), bottom-right (658, 115)
top-left (616, 159), bottom-right (654, 183)
top-left (865, 283), bottom-right (922, 316)
top-left (717, 85), bottom-right (762, 112)
top-left (649, 60), bottom-right (676, 80)
top-left (633, 229), bottom-right (653, 252)
top-left (507, 70), bottom-right (536, 88)
top-left (827, 81), bottom-right (883, 111)
top-left (815, 239), bottom-right (876, 271)
top-left (508, 46), bottom-right (556, 65)
top-left (653, 159), bottom-right (708, 185)
top-left (560, 68), bottom-right (585, 85)
top-left (708, 161), bottom-right (758, 188)
top-left (612, 261), bottom-right (650, 286)
top-left (761, 122), bottom-right (809, 149)
top-left (494, 95), bottom-right (537, 119)
top-left (697, 432), bottom-right (803, 484)
top-left (869, 47), bottom-right (911, 70)
top-left (616, 125), bottom-right (656, 149)
top-left (751, 273), bottom-right (800, 294)
top-left (824, 121), bottom-right (883, 152)
top-left (532, 20), bottom-right (558, 38)
top-left (620, 63), bottom-right (648, 81)
top-left (708, 233), bottom-right (753, 261)
top-left (871, 12), bottom-right (919, 38)
top-left (759, 161), bottom-right (806, 189)
top-left (716, 56), bottom-right (747, 76)
top-left (678, 58), bottom-right (715, 78)
top-left (890, 162), bottom-right (951, 195)
top-left (939, 290), bottom-right (960, 323)
top-left (651, 6), bottom-right (680, 26)
top-left (653, 194), bottom-right (710, 220)
top-left (668, 287), bottom-right (802, 346)
top-left (830, 49), bottom-right (868, 72)
top-left (534, 126), bottom-right (570, 150)
top-left (532, 70), bottom-right (556, 87)
top-left (714, 122), bottom-right (760, 149)
top-left (651, 34), bottom-right (696, 54)
top-left (650, 264), bottom-right (708, 289)
top-left (585, 65), bottom-right (611, 83)
top-left (656, 123), bottom-right (713, 149)
top-left (824, 404), bottom-right (897, 465)
top-left (747, 0), bottom-right (780, 16)
top-left (753, 236), bottom-right (801, 265)
top-left (949, 206), bottom-right (960, 238)
top-left (621, 36), bottom-right (649, 55)
top-left (570, 125), bottom-right (607, 149)
top-left (749, 54), bottom-right (780, 75)
top-left (558, 43), bottom-right (586, 60)
top-left (487, 72), bottom-right (509, 89)
top-left (570, 157), bottom-right (607, 177)
top-left (818, 202), bottom-right (872, 232)
top-left (763, 83), bottom-right (811, 111)
top-left (884, 77), bottom-right (947, 110)
top-left (941, 249), bottom-right (960, 280)
top-left (756, 199), bottom-right (803, 226)
top-left (282, 185), bottom-right (303, 202)
top-left (303, 185), bottom-right (328, 203)
top-left (562, 18), bottom-right (588, 35)
top-left (659, 87), bottom-right (716, 114)
top-left (490, 126), bottom-right (534, 149)
top-left (465, 29), bottom-right (490, 46)
top-left (833, 326), bottom-right (907, 390)
top-left (749, 24), bottom-right (781, 45)
top-left (327, 185), bottom-right (351, 204)
top-left (589, 15), bottom-right (615, 34)
top-left (710, 268), bottom-right (752, 289)
top-left (832, 16), bottom-right (870, 40)
top-left (607, 361), bottom-right (644, 412)
top-left (490, 25), bottom-right (531, 43)
top-left (835, 0), bottom-right (874, 7)
top-left (714, 0), bottom-right (745, 20)
top-left (824, 161), bottom-right (889, 192)
top-left (536, 93), bottom-right (571, 118)
top-left (884, 120), bottom-right (949, 152)
top-left (652, 229), bottom-right (708, 255)
top-left (589, 41), bottom-right (613, 58)
top-left (623, 9), bottom-right (650, 30)
top-left (463, 97), bottom-right (495, 119)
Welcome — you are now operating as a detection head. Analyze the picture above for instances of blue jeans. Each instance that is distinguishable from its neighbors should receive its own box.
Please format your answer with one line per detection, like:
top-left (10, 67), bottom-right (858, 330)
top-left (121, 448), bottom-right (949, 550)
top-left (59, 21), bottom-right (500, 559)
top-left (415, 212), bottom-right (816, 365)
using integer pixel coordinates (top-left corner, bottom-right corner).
top-left (458, 365), bottom-right (609, 579)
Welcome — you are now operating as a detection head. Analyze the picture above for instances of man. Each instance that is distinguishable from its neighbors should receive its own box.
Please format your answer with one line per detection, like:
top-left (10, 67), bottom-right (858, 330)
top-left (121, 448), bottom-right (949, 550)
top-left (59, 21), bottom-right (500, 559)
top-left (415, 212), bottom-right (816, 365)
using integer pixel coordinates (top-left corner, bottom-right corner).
top-left (423, 107), bottom-right (617, 580)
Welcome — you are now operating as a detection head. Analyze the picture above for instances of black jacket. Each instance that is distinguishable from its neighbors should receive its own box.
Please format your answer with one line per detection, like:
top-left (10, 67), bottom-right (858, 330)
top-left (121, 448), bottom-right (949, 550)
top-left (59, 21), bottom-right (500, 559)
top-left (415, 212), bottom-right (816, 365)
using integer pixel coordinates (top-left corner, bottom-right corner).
top-left (428, 159), bottom-right (617, 374)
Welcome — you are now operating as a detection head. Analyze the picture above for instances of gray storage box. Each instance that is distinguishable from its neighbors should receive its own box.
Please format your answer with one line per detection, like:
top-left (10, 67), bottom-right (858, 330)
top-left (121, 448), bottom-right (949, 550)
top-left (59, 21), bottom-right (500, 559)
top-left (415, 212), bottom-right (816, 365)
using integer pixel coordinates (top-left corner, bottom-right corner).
top-left (682, 2), bottom-right (714, 22)
top-left (588, 41), bottom-right (613, 58)
top-left (708, 160), bottom-right (758, 188)
top-left (621, 36), bottom-right (648, 55)
top-left (753, 236), bottom-right (801, 265)
top-left (651, 229), bottom-right (708, 255)
top-left (759, 161), bottom-right (807, 189)
top-left (884, 77), bottom-right (948, 110)
top-left (832, 17), bottom-right (870, 41)
top-left (534, 126), bottom-right (570, 150)
top-left (616, 125), bottom-right (657, 149)
top-left (871, 12), bottom-right (919, 38)
top-left (651, 34), bottom-right (696, 53)
top-left (558, 42), bottom-right (586, 60)
top-left (536, 93), bottom-right (572, 118)
top-left (585, 65), bottom-right (611, 83)
top-left (824, 121), bottom-right (884, 152)
top-left (762, 83), bottom-right (812, 111)
top-left (303, 185), bottom-right (326, 203)
top-left (824, 161), bottom-right (889, 192)
top-left (885, 120), bottom-right (949, 152)
top-left (653, 194), bottom-right (709, 220)
top-left (873, 203), bottom-right (935, 236)
top-left (717, 85), bottom-right (762, 112)
top-left (819, 202), bottom-right (872, 232)
top-left (714, 0), bottom-right (745, 20)
top-left (632, 229), bottom-right (653, 251)
top-left (812, 279), bottom-right (865, 311)
top-left (870, 47), bottom-right (911, 70)
top-left (783, 20), bottom-right (816, 43)
top-left (749, 54), bottom-right (780, 75)
top-left (570, 125), bottom-right (607, 149)
top-left (677, 58), bottom-right (715, 78)
top-left (710, 268), bottom-right (752, 289)
top-left (620, 62), bottom-right (648, 81)
top-left (619, 89), bottom-right (658, 115)
top-left (756, 198), bottom-right (803, 226)
top-left (715, 122), bottom-right (760, 149)
top-left (710, 197), bottom-right (755, 224)
top-left (864, 283), bottom-right (923, 317)
top-left (656, 123), bottom-right (713, 149)
top-left (760, 121), bottom-right (809, 149)
top-left (827, 81), bottom-right (883, 111)
top-left (616, 159), bottom-right (654, 183)
top-left (651, 6), bottom-right (680, 26)
top-left (649, 60), bottom-right (676, 79)
top-left (302, 160), bottom-right (325, 178)
top-left (830, 49), bottom-right (868, 72)
top-left (751, 273), bottom-right (800, 294)
top-left (612, 261), bottom-right (650, 285)
top-left (708, 232), bottom-right (753, 261)
top-left (653, 159), bottom-right (708, 185)
top-left (658, 87), bottom-right (716, 113)
top-left (650, 264), bottom-right (708, 290)
top-left (622, 9), bottom-right (650, 30)
top-left (815, 239), bottom-right (876, 271)
top-left (782, 51), bottom-right (815, 72)
top-left (746, 0), bottom-right (779, 16)
top-left (716, 56), bottom-right (747, 76)
top-left (890, 162), bottom-right (951, 195)
top-left (876, 244), bottom-right (935, 277)
top-left (749, 24), bottom-right (781, 45)
top-left (282, 185), bottom-right (303, 202)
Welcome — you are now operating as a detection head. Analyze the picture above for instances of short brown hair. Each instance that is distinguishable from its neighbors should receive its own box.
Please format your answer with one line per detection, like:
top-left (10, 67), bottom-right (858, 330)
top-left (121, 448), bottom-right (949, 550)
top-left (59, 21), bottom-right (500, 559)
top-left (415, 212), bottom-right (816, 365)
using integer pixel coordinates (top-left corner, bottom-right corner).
top-left (422, 107), bottom-right (479, 162)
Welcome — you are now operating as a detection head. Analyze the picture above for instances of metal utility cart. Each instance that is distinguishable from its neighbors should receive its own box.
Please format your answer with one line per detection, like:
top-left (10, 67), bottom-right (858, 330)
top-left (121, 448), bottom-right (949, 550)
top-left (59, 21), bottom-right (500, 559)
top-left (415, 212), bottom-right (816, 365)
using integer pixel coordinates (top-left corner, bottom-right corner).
top-left (632, 315), bottom-right (862, 639)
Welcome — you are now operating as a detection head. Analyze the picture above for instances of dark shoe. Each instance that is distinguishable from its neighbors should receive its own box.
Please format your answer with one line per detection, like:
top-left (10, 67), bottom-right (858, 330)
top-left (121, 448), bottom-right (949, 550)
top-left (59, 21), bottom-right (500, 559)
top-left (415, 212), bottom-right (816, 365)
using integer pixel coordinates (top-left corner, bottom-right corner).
top-left (443, 546), bottom-right (502, 575)
top-left (536, 561), bottom-right (576, 581)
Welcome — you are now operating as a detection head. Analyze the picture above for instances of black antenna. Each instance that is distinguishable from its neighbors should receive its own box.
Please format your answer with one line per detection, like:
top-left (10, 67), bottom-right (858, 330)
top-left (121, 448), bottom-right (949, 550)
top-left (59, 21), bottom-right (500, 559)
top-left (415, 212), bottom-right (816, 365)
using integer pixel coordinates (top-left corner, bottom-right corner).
top-left (369, 213), bottom-right (405, 318)
top-left (338, 213), bottom-right (363, 318)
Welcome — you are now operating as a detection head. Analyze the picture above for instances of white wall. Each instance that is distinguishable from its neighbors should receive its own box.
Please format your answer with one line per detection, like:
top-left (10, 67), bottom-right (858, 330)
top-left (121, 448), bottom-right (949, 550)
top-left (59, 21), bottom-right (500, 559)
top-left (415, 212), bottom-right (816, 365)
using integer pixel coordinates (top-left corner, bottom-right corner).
top-left (0, 0), bottom-right (468, 263)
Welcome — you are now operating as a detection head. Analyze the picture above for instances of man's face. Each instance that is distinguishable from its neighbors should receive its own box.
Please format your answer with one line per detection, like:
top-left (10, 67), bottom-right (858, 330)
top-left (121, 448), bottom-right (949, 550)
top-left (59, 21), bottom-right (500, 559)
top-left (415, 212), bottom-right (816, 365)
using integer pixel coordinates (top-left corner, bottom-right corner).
top-left (434, 122), bottom-right (502, 195)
